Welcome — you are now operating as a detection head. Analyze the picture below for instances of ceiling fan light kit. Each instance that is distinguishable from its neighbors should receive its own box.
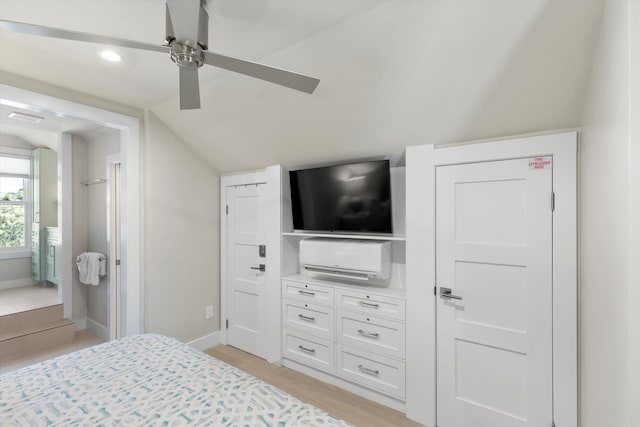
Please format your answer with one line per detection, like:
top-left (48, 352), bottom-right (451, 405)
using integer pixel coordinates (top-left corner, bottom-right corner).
top-left (0, 0), bottom-right (320, 110)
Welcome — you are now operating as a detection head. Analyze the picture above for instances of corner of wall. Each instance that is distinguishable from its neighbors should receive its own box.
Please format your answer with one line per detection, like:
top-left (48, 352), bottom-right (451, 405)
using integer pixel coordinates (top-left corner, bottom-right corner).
top-left (143, 111), bottom-right (222, 343)
top-left (578, 2), bottom-right (631, 426)
top-left (627, 2), bottom-right (640, 426)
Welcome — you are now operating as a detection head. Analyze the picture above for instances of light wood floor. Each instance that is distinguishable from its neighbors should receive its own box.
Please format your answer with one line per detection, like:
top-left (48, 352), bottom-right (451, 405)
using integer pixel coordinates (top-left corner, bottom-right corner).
top-left (206, 344), bottom-right (422, 427)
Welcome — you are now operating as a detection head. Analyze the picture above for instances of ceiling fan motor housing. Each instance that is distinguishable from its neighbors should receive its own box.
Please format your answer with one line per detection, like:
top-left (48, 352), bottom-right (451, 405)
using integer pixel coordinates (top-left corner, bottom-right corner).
top-left (165, 1), bottom-right (209, 69)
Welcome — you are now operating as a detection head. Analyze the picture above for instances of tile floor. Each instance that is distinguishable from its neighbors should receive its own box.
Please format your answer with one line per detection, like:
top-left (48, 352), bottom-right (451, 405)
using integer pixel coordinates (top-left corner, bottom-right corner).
top-left (0, 330), bottom-right (104, 375)
top-left (0, 285), bottom-right (59, 316)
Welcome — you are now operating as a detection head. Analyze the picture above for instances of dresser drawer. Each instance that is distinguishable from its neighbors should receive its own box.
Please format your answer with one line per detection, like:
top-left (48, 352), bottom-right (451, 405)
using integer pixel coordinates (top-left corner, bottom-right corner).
top-left (335, 289), bottom-right (405, 320)
top-left (336, 309), bottom-right (405, 358)
top-left (283, 280), bottom-right (334, 306)
top-left (336, 344), bottom-right (405, 399)
top-left (283, 299), bottom-right (334, 340)
top-left (283, 329), bottom-right (334, 374)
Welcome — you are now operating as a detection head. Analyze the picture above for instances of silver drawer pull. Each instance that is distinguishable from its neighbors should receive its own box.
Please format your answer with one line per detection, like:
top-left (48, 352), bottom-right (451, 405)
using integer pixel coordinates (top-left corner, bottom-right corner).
top-left (298, 314), bottom-right (316, 322)
top-left (298, 345), bottom-right (315, 354)
top-left (357, 329), bottom-right (380, 339)
top-left (358, 301), bottom-right (379, 309)
top-left (358, 364), bottom-right (379, 376)
top-left (298, 290), bottom-right (316, 296)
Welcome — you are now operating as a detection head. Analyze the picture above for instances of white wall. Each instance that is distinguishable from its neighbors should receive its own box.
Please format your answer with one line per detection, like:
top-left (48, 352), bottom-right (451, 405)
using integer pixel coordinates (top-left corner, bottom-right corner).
top-left (71, 134), bottom-right (88, 324)
top-left (68, 129), bottom-right (121, 330)
top-left (580, 1), bottom-right (633, 426)
top-left (144, 111), bottom-right (220, 343)
top-left (0, 258), bottom-right (32, 289)
top-left (70, 135), bottom-right (89, 321)
top-left (627, 3), bottom-right (640, 426)
top-left (86, 128), bottom-right (120, 328)
top-left (0, 133), bottom-right (35, 150)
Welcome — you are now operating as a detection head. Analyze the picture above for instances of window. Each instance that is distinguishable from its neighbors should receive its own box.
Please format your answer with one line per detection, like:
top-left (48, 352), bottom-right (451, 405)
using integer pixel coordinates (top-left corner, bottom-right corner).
top-left (0, 148), bottom-right (31, 258)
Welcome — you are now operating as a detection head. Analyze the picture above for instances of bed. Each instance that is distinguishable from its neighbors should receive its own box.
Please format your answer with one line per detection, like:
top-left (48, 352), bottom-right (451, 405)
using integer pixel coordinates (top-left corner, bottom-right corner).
top-left (0, 334), bottom-right (351, 426)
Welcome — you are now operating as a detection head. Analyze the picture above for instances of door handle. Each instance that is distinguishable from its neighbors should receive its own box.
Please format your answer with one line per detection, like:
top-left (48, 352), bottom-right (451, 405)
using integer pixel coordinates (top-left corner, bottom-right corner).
top-left (440, 287), bottom-right (462, 300)
top-left (250, 264), bottom-right (266, 272)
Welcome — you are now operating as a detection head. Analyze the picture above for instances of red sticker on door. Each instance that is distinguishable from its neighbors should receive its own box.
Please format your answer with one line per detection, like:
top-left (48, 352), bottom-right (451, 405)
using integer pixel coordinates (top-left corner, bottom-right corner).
top-left (528, 156), bottom-right (551, 170)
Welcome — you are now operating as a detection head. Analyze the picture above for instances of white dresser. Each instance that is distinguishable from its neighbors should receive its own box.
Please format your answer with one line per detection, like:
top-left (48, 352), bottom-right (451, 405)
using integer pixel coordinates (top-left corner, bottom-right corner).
top-left (282, 274), bottom-right (406, 403)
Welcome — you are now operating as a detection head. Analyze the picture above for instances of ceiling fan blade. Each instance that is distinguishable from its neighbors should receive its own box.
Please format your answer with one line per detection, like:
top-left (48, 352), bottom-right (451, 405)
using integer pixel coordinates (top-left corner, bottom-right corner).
top-left (166, 0), bottom-right (202, 46)
top-left (202, 52), bottom-right (320, 94)
top-left (0, 19), bottom-right (169, 53)
top-left (179, 67), bottom-right (201, 110)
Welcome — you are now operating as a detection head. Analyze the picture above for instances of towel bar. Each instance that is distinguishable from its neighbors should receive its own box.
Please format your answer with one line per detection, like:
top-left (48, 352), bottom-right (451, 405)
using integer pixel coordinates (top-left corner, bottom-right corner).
top-left (76, 255), bottom-right (107, 262)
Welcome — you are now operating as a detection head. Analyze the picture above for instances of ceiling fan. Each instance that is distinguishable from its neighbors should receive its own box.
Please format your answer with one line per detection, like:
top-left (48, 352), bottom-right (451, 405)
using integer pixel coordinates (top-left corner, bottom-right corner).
top-left (0, 0), bottom-right (320, 110)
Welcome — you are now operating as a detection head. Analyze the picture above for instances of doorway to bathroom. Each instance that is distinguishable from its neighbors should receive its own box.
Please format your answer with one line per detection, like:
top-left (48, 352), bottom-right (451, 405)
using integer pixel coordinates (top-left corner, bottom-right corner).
top-left (0, 84), bottom-right (142, 355)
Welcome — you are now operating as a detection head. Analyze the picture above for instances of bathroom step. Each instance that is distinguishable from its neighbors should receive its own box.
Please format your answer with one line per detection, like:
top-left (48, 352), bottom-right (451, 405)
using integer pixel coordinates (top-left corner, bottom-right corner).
top-left (0, 305), bottom-right (75, 362)
top-left (0, 320), bottom-right (75, 362)
top-left (0, 303), bottom-right (64, 337)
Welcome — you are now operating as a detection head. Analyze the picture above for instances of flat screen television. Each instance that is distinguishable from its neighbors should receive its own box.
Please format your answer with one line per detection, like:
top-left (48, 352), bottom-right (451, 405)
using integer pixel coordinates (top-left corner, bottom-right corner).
top-left (289, 160), bottom-right (392, 234)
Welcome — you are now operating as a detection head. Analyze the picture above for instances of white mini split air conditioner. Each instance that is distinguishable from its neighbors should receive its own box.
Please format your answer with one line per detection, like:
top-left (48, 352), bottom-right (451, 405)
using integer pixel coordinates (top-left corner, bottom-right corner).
top-left (299, 238), bottom-right (392, 282)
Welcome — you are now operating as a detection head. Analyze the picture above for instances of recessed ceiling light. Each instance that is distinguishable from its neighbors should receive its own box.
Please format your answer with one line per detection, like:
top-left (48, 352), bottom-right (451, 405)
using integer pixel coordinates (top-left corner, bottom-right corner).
top-left (8, 111), bottom-right (45, 123)
top-left (100, 50), bottom-right (122, 62)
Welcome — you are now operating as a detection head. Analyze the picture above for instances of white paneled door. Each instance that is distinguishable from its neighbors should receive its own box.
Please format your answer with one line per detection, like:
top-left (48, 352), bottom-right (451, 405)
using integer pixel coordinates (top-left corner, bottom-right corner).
top-left (226, 183), bottom-right (267, 358)
top-left (436, 158), bottom-right (553, 427)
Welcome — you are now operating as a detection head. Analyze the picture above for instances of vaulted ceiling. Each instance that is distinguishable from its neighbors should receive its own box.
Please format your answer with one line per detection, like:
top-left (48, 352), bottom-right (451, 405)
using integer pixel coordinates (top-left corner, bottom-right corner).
top-left (0, 0), bottom-right (604, 173)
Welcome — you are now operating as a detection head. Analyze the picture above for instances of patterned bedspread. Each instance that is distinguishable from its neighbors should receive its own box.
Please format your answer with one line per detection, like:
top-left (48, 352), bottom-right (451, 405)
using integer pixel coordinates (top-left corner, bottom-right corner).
top-left (0, 334), bottom-right (351, 426)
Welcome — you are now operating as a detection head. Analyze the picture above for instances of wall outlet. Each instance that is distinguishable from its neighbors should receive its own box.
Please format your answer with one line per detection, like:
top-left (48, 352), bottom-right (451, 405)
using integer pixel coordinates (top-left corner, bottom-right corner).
top-left (205, 305), bottom-right (214, 319)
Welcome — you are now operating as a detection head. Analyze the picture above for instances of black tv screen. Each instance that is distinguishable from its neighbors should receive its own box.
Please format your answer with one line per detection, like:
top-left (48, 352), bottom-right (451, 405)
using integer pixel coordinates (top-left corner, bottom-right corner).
top-left (290, 160), bottom-right (392, 234)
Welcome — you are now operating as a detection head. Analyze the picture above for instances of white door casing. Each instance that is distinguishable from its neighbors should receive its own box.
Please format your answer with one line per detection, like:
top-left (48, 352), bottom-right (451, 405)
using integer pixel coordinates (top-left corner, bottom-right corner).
top-left (226, 183), bottom-right (267, 358)
top-left (107, 155), bottom-right (122, 340)
top-left (436, 158), bottom-right (553, 426)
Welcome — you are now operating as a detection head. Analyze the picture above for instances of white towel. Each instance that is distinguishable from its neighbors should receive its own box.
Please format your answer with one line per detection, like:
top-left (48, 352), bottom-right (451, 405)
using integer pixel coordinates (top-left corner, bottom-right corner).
top-left (76, 252), bottom-right (106, 286)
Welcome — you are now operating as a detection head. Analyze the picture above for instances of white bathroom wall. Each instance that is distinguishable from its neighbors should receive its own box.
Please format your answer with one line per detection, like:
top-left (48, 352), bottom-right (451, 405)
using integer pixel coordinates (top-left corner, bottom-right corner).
top-left (627, 3), bottom-right (640, 426)
top-left (68, 128), bottom-right (120, 333)
top-left (71, 134), bottom-right (88, 325)
top-left (0, 258), bottom-right (33, 289)
top-left (85, 128), bottom-right (120, 330)
top-left (0, 133), bottom-right (35, 150)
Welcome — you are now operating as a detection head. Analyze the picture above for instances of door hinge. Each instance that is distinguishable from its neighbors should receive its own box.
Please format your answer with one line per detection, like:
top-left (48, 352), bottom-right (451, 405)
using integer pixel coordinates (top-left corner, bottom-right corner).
top-left (226, 205), bottom-right (229, 215)
top-left (551, 192), bottom-right (555, 211)
top-left (226, 319), bottom-right (229, 329)
top-left (552, 422), bottom-right (556, 427)
top-left (115, 259), bottom-right (121, 266)
top-left (434, 286), bottom-right (437, 296)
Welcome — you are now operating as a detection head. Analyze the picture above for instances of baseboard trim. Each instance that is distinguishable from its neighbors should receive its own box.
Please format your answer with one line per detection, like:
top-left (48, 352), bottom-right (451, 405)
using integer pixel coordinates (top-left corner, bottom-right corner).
top-left (86, 317), bottom-right (109, 341)
top-left (73, 317), bottom-right (87, 331)
top-left (187, 331), bottom-right (221, 351)
top-left (0, 278), bottom-right (38, 290)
